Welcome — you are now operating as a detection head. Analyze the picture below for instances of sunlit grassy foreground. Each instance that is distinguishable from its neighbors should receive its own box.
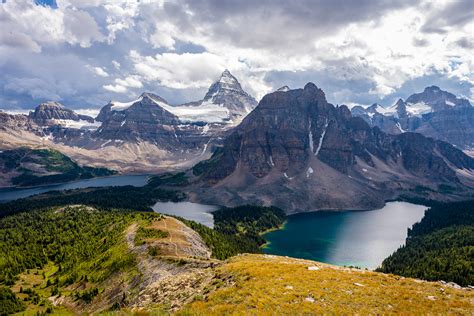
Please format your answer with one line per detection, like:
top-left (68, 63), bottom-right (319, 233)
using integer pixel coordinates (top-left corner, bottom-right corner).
top-left (181, 254), bottom-right (474, 315)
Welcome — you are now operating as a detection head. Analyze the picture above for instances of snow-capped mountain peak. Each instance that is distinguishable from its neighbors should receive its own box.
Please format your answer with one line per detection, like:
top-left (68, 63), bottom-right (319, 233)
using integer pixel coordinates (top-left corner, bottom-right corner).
top-left (277, 86), bottom-right (291, 92)
top-left (203, 69), bottom-right (245, 100)
top-left (199, 69), bottom-right (258, 119)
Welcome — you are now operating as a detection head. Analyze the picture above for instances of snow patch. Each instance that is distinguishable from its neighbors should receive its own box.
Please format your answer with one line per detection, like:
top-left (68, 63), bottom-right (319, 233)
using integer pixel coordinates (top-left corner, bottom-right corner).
top-left (52, 119), bottom-right (101, 131)
top-left (100, 139), bottom-right (112, 148)
top-left (269, 155), bottom-right (275, 167)
top-left (405, 102), bottom-right (432, 116)
top-left (306, 167), bottom-right (314, 178)
top-left (201, 124), bottom-right (210, 134)
top-left (110, 97), bottom-right (143, 111)
top-left (374, 104), bottom-right (397, 116)
top-left (75, 108), bottom-right (100, 117)
top-left (456, 167), bottom-right (474, 179)
top-left (396, 122), bottom-right (405, 133)
top-left (315, 119), bottom-right (329, 156)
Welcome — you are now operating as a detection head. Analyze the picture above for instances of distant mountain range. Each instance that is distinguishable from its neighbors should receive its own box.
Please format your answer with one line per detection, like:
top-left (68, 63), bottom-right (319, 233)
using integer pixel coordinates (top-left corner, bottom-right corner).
top-left (351, 86), bottom-right (474, 151)
top-left (0, 70), bottom-right (257, 173)
top-left (0, 76), bottom-right (473, 207)
top-left (186, 83), bottom-right (474, 212)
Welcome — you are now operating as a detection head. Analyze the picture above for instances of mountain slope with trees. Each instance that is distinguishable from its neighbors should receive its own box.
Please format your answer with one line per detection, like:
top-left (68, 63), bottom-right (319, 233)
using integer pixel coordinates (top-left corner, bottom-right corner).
top-left (377, 200), bottom-right (474, 286)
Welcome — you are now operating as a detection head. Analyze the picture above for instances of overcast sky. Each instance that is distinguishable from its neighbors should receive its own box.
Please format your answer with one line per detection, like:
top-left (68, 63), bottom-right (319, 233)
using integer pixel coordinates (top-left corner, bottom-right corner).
top-left (0, 0), bottom-right (473, 112)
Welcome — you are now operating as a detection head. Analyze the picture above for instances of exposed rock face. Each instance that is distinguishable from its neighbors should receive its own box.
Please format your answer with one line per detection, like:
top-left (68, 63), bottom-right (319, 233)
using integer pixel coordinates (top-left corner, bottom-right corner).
top-left (0, 111), bottom-right (35, 131)
top-left (94, 93), bottom-right (223, 153)
top-left (95, 93), bottom-right (179, 145)
top-left (189, 83), bottom-right (474, 213)
top-left (351, 86), bottom-right (474, 151)
top-left (29, 101), bottom-right (94, 124)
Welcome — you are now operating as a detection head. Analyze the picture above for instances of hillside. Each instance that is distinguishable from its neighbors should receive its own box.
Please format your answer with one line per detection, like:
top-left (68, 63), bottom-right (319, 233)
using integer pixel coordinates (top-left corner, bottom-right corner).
top-left (182, 254), bottom-right (473, 315)
top-left (1, 205), bottom-right (473, 315)
top-left (0, 147), bottom-right (115, 187)
top-left (378, 200), bottom-right (474, 286)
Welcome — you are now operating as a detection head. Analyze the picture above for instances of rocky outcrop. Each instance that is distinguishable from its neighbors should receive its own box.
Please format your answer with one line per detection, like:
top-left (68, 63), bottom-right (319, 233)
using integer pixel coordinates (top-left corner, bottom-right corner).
top-left (0, 111), bottom-right (35, 131)
top-left (189, 83), bottom-right (474, 213)
top-left (29, 101), bottom-right (94, 125)
top-left (351, 86), bottom-right (474, 151)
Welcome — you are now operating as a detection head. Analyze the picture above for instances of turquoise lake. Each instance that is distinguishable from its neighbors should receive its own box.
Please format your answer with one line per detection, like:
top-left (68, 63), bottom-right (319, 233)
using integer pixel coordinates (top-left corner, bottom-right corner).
top-left (262, 201), bottom-right (427, 269)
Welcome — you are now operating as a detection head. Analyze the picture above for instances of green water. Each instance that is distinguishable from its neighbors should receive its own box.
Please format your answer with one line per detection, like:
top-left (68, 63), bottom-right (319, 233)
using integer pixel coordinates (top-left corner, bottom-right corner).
top-left (263, 201), bottom-right (427, 269)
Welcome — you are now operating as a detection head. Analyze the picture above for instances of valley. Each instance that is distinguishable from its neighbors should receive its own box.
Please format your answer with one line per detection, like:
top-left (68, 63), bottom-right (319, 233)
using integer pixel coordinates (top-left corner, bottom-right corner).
top-left (2, 1), bottom-right (474, 314)
top-left (1, 80), bottom-right (473, 314)
top-left (0, 203), bottom-right (472, 315)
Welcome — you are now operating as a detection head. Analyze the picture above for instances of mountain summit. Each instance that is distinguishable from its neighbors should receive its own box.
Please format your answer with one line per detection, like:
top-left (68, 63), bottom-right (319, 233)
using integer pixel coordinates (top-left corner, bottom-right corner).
top-left (183, 69), bottom-right (258, 122)
top-left (29, 101), bottom-right (94, 124)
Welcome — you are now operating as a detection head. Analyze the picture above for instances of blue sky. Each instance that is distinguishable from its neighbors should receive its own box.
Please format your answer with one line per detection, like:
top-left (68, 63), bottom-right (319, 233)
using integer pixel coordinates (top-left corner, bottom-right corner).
top-left (0, 0), bottom-right (473, 112)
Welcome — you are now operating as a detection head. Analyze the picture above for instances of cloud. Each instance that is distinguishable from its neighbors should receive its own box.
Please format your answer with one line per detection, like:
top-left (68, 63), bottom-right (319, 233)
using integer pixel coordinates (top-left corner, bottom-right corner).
top-left (89, 66), bottom-right (109, 77)
top-left (102, 75), bottom-right (143, 94)
top-left (421, 0), bottom-right (474, 34)
top-left (103, 84), bottom-right (127, 93)
top-left (130, 51), bottom-right (228, 89)
top-left (0, 0), bottom-right (104, 52)
top-left (111, 60), bottom-right (121, 70)
top-left (0, 0), bottom-right (472, 111)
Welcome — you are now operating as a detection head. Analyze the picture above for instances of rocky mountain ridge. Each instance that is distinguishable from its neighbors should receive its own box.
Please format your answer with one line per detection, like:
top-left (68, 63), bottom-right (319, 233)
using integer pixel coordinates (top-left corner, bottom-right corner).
top-left (351, 86), bottom-right (474, 151)
top-left (0, 70), bottom-right (257, 172)
top-left (188, 83), bottom-right (474, 213)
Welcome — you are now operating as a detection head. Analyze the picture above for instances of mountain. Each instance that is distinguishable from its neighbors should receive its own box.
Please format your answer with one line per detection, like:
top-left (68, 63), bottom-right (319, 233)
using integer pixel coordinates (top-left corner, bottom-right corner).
top-left (0, 111), bottom-right (34, 131)
top-left (29, 101), bottom-right (96, 126)
top-left (0, 70), bottom-right (258, 173)
top-left (95, 93), bottom-right (181, 146)
top-left (90, 70), bottom-right (257, 161)
top-left (188, 83), bottom-right (474, 213)
top-left (93, 92), bottom-right (226, 156)
top-left (180, 69), bottom-right (258, 123)
top-left (351, 86), bottom-right (474, 152)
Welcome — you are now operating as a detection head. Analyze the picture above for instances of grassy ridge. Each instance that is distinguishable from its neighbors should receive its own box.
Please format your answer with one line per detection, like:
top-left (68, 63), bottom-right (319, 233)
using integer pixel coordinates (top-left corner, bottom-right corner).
top-left (377, 200), bottom-right (474, 286)
top-left (181, 254), bottom-right (474, 314)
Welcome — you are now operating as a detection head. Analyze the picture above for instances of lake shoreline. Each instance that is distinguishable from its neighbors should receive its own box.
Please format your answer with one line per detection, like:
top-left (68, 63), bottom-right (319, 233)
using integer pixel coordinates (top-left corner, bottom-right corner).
top-left (0, 173), bottom-right (154, 190)
top-left (261, 201), bottom-right (428, 269)
top-left (259, 220), bottom-right (288, 249)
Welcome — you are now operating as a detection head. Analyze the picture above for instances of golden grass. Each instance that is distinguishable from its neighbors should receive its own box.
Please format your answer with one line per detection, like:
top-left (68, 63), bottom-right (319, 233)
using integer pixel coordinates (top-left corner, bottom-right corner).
top-left (180, 254), bottom-right (474, 315)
